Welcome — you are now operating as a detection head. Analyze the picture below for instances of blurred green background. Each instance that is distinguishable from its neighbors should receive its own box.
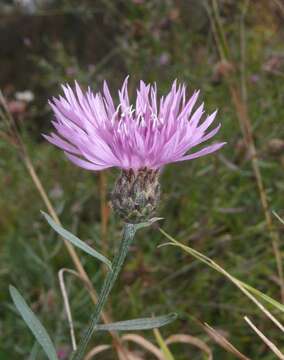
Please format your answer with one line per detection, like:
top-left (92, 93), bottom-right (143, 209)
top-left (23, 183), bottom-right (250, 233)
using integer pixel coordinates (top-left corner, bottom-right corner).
top-left (1, 0), bottom-right (284, 359)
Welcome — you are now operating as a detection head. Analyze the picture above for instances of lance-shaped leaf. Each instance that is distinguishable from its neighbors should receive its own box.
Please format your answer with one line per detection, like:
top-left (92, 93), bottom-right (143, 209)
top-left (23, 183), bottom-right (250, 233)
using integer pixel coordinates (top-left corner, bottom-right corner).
top-left (95, 313), bottom-right (177, 331)
top-left (9, 285), bottom-right (58, 360)
top-left (41, 211), bottom-right (112, 270)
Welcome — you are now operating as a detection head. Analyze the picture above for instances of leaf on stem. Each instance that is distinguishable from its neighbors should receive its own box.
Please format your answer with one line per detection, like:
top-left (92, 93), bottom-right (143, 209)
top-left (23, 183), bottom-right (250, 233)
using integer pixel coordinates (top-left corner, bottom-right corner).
top-left (95, 313), bottom-right (177, 331)
top-left (9, 285), bottom-right (58, 360)
top-left (41, 211), bottom-right (112, 270)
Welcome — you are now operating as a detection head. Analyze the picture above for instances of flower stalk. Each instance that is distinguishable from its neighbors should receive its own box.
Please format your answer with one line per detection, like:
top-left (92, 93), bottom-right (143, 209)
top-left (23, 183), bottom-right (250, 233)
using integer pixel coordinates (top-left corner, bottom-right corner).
top-left (43, 77), bottom-right (225, 360)
top-left (71, 223), bottom-right (137, 360)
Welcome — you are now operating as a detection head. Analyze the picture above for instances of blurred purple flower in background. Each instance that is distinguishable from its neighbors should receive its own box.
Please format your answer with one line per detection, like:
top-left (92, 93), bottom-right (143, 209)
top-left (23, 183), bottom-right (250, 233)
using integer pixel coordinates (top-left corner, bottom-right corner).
top-left (249, 74), bottom-right (260, 84)
top-left (157, 52), bottom-right (170, 66)
top-left (45, 77), bottom-right (225, 172)
top-left (56, 346), bottom-right (71, 360)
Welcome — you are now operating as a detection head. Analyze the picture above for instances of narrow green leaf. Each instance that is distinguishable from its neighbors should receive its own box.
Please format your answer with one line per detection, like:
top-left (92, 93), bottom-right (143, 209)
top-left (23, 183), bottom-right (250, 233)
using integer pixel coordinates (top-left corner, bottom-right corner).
top-left (154, 327), bottom-right (175, 360)
top-left (41, 211), bottom-right (112, 270)
top-left (241, 282), bottom-right (284, 313)
top-left (95, 313), bottom-right (177, 331)
top-left (9, 286), bottom-right (58, 360)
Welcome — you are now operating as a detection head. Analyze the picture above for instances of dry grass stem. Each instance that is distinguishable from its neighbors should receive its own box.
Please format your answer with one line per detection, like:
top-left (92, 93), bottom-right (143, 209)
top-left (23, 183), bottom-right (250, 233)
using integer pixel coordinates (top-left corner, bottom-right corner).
top-left (84, 345), bottom-right (112, 360)
top-left (166, 334), bottom-right (213, 360)
top-left (244, 316), bottom-right (284, 360)
top-left (121, 334), bottom-right (164, 359)
top-left (201, 322), bottom-right (250, 360)
top-left (58, 268), bottom-right (81, 351)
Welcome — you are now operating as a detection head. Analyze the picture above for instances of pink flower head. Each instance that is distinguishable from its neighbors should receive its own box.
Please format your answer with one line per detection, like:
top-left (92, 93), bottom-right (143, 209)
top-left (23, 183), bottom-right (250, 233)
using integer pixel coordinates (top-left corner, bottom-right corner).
top-left (45, 77), bottom-right (225, 171)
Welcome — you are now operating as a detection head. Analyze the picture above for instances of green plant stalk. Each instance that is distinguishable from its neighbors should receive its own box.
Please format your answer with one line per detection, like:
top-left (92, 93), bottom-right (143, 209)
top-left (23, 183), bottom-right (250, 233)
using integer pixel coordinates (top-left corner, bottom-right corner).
top-left (71, 223), bottom-right (136, 360)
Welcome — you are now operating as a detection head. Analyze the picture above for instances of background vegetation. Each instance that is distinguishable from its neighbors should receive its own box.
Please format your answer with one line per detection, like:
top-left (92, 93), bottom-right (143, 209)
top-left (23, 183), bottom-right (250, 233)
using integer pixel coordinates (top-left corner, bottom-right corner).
top-left (1, 0), bottom-right (284, 359)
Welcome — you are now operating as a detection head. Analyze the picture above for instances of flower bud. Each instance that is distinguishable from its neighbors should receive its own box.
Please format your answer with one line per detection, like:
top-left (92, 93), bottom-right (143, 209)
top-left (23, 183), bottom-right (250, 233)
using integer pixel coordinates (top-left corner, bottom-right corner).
top-left (111, 168), bottom-right (160, 223)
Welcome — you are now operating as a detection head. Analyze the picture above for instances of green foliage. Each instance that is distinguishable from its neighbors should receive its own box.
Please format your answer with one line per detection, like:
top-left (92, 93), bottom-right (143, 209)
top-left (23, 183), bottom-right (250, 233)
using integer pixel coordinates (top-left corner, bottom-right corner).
top-left (154, 327), bottom-right (175, 360)
top-left (42, 211), bottom-right (112, 270)
top-left (9, 286), bottom-right (58, 360)
top-left (95, 313), bottom-right (177, 331)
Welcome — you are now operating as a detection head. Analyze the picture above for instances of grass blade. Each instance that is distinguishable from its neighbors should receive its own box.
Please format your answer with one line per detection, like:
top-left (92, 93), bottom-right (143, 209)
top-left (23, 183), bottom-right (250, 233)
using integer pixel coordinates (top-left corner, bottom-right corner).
top-left (9, 285), bottom-right (58, 360)
top-left (41, 211), bottom-right (112, 270)
top-left (159, 228), bottom-right (284, 332)
top-left (245, 316), bottom-right (284, 359)
top-left (200, 322), bottom-right (250, 360)
top-left (95, 313), bottom-right (177, 331)
top-left (153, 328), bottom-right (175, 360)
top-left (240, 282), bottom-right (284, 313)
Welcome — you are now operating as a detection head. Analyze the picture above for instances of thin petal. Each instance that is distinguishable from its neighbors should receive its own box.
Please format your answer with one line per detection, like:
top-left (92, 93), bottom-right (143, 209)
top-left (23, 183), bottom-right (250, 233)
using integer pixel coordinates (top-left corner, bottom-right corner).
top-left (43, 133), bottom-right (80, 154)
top-left (175, 142), bottom-right (226, 162)
top-left (64, 152), bottom-right (111, 171)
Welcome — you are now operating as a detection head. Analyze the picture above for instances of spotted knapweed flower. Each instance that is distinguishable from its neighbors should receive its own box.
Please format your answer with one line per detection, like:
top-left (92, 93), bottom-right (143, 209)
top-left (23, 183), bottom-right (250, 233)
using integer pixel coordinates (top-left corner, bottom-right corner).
top-left (45, 77), bottom-right (225, 222)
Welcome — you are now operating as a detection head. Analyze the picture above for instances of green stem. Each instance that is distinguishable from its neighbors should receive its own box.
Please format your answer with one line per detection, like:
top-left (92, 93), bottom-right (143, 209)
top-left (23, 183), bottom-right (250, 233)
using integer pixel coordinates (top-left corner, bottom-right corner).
top-left (71, 223), bottom-right (136, 360)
